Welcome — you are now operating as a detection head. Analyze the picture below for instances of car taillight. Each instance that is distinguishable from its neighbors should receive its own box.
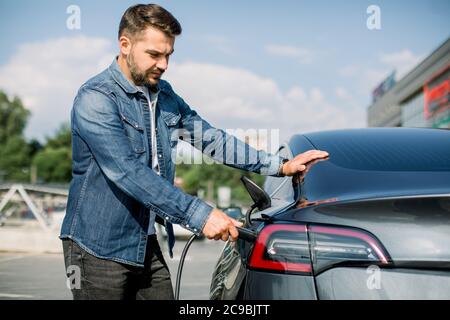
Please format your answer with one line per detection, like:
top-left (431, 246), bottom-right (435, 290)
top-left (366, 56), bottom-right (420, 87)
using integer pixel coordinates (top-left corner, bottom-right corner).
top-left (308, 225), bottom-right (391, 274)
top-left (249, 224), bottom-right (312, 274)
top-left (249, 224), bottom-right (390, 275)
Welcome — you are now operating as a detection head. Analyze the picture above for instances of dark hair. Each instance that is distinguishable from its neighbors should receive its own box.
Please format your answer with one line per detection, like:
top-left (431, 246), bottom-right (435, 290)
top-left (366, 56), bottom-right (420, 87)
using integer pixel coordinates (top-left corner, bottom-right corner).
top-left (118, 4), bottom-right (182, 40)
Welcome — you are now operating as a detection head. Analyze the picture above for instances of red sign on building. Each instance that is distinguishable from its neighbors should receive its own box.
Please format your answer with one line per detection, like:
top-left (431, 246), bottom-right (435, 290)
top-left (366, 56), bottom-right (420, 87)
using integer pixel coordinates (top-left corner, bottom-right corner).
top-left (424, 64), bottom-right (450, 119)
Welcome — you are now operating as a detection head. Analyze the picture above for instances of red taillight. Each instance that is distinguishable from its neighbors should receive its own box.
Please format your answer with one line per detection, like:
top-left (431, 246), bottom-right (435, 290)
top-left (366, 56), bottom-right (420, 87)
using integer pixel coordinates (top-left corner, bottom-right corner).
top-left (309, 225), bottom-right (390, 264)
top-left (249, 224), bottom-right (312, 274)
top-left (248, 224), bottom-right (390, 275)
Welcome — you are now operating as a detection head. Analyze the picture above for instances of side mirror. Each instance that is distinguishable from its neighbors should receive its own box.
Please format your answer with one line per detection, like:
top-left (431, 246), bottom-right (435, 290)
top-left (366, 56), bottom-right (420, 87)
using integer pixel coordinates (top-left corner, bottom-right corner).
top-left (240, 176), bottom-right (271, 211)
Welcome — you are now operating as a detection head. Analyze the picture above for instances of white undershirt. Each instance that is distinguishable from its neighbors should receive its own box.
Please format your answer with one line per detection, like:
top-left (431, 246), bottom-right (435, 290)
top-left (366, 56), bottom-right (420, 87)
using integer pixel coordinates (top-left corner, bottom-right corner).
top-left (138, 86), bottom-right (160, 175)
top-left (137, 85), bottom-right (160, 235)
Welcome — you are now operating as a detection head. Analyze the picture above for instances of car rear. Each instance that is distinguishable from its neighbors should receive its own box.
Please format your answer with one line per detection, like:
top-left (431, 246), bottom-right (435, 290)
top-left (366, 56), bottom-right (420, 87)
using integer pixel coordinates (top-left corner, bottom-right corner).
top-left (212, 128), bottom-right (450, 300)
top-left (259, 196), bottom-right (450, 299)
top-left (247, 128), bottom-right (450, 299)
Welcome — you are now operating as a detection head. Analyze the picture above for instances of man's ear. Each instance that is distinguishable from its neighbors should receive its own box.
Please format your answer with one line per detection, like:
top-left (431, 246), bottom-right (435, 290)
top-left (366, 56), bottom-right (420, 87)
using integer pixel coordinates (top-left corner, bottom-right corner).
top-left (119, 35), bottom-right (132, 55)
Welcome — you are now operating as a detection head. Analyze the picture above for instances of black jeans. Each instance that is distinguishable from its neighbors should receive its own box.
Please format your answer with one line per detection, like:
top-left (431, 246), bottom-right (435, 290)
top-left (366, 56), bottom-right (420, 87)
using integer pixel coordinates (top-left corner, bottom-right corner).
top-left (62, 236), bottom-right (174, 300)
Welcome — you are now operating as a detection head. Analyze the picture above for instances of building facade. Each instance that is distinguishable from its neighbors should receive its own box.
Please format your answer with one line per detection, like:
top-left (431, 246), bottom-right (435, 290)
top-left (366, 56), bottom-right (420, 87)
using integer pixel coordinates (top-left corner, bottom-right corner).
top-left (368, 38), bottom-right (450, 129)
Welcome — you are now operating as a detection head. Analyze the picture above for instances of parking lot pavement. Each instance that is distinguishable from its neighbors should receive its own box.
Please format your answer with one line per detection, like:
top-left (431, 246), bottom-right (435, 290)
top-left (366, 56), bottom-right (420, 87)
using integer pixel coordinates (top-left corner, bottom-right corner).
top-left (0, 238), bottom-right (225, 300)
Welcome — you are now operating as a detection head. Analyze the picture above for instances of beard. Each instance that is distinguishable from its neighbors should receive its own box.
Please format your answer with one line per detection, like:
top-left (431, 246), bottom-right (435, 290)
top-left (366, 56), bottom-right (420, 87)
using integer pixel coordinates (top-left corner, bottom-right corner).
top-left (126, 52), bottom-right (162, 90)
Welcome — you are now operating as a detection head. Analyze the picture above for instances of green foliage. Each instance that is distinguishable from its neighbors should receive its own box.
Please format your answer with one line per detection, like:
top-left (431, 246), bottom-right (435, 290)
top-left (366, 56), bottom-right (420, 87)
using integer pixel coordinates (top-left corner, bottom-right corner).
top-left (177, 162), bottom-right (265, 207)
top-left (33, 147), bottom-right (72, 182)
top-left (45, 123), bottom-right (71, 149)
top-left (0, 135), bottom-right (31, 181)
top-left (0, 92), bottom-right (30, 145)
top-left (28, 139), bottom-right (43, 158)
top-left (0, 92), bottom-right (32, 182)
top-left (32, 124), bottom-right (72, 183)
top-left (0, 90), bottom-right (72, 183)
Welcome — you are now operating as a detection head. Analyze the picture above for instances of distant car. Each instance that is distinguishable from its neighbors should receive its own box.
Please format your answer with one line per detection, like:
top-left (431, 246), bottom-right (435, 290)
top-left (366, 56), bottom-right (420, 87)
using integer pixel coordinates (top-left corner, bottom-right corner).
top-left (221, 207), bottom-right (244, 220)
top-left (157, 222), bottom-right (199, 240)
top-left (210, 128), bottom-right (450, 300)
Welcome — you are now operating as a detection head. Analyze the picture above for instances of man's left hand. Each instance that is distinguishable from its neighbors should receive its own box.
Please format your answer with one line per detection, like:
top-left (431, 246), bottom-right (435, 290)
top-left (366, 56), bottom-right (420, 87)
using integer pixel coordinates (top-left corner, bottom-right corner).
top-left (281, 150), bottom-right (329, 176)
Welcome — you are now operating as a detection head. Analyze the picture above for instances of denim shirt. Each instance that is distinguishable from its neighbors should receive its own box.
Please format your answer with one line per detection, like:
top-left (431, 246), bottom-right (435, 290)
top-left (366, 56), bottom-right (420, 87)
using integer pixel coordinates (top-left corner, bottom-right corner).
top-left (60, 57), bottom-right (284, 267)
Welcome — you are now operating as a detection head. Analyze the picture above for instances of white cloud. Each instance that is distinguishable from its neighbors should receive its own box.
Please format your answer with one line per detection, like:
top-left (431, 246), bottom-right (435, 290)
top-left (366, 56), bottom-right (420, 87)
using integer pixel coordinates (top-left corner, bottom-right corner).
top-left (338, 65), bottom-right (359, 78)
top-left (335, 87), bottom-right (353, 102)
top-left (0, 36), bottom-right (115, 141)
top-left (165, 61), bottom-right (365, 143)
top-left (202, 35), bottom-right (235, 55)
top-left (0, 36), bottom-right (364, 145)
top-left (380, 49), bottom-right (424, 78)
top-left (265, 44), bottom-right (314, 64)
top-left (339, 49), bottom-right (424, 98)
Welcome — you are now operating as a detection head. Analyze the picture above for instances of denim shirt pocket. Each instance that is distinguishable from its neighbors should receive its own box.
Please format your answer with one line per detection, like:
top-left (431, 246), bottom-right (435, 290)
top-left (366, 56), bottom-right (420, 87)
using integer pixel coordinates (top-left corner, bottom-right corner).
top-left (161, 111), bottom-right (182, 149)
top-left (120, 111), bottom-right (146, 154)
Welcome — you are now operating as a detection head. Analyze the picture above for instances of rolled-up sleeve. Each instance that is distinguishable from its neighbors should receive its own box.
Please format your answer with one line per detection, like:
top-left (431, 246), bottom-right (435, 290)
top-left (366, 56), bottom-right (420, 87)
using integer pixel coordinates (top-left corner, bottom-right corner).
top-left (72, 86), bottom-right (212, 234)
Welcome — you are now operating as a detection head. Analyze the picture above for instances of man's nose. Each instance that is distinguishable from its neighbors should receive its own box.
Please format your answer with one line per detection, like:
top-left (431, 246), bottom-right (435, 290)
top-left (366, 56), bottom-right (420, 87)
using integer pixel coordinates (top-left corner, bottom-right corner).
top-left (156, 57), bottom-right (168, 71)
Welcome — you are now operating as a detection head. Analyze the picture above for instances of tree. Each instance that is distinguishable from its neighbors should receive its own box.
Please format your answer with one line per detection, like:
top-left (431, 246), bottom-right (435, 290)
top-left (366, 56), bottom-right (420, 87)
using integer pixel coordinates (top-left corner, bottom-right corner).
top-left (177, 161), bottom-right (265, 207)
top-left (32, 124), bottom-right (72, 183)
top-left (0, 135), bottom-right (31, 181)
top-left (45, 123), bottom-right (71, 149)
top-left (0, 91), bottom-right (30, 145)
top-left (0, 91), bottom-right (32, 182)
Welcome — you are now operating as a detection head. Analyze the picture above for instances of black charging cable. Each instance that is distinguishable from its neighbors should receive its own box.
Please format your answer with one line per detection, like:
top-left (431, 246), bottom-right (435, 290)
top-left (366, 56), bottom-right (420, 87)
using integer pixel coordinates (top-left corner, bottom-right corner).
top-left (174, 233), bottom-right (197, 300)
top-left (174, 227), bottom-right (257, 300)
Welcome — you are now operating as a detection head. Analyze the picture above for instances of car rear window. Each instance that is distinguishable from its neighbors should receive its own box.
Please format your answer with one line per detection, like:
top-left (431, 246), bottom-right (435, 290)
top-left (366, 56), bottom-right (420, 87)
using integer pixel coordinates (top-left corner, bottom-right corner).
top-left (303, 129), bottom-right (450, 172)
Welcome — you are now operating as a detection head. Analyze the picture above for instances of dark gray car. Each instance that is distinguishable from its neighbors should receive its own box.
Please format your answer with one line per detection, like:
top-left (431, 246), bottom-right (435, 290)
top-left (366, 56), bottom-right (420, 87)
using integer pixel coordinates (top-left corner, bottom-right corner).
top-left (210, 128), bottom-right (450, 300)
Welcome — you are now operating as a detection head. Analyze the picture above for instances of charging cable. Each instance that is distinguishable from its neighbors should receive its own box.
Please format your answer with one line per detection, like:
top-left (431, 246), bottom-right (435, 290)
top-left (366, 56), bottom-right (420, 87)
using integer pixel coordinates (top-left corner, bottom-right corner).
top-left (174, 227), bottom-right (257, 300)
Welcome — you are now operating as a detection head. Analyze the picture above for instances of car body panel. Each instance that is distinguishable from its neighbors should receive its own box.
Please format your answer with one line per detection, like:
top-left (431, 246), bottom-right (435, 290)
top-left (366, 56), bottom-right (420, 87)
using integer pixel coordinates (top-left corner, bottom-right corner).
top-left (276, 197), bottom-right (450, 263)
top-left (244, 271), bottom-right (317, 300)
top-left (210, 241), bottom-right (246, 300)
top-left (316, 267), bottom-right (450, 300)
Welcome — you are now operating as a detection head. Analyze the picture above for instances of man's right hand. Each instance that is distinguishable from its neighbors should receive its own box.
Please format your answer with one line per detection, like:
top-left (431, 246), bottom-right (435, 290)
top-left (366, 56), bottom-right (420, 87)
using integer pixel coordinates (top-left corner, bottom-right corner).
top-left (202, 208), bottom-right (243, 242)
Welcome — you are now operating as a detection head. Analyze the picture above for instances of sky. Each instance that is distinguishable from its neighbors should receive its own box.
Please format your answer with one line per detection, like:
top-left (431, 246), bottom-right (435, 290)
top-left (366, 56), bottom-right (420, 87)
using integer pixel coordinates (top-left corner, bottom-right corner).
top-left (0, 0), bottom-right (449, 144)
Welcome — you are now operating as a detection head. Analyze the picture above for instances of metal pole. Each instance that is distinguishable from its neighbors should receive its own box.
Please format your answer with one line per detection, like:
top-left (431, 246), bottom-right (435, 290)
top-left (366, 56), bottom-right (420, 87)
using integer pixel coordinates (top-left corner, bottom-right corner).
top-left (16, 185), bottom-right (50, 231)
top-left (0, 185), bottom-right (18, 215)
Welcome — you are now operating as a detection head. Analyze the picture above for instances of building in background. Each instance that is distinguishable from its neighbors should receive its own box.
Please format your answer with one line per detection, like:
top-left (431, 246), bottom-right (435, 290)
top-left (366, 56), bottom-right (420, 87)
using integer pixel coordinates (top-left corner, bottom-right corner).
top-left (368, 38), bottom-right (450, 129)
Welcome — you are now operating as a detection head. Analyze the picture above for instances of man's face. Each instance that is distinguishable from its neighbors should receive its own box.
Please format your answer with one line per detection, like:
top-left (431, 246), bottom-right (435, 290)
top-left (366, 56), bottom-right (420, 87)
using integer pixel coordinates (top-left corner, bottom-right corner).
top-left (123, 26), bottom-right (175, 89)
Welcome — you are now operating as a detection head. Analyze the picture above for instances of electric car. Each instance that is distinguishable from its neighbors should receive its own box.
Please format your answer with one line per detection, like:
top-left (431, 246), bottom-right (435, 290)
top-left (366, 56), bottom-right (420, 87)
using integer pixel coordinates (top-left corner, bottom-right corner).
top-left (209, 127), bottom-right (450, 300)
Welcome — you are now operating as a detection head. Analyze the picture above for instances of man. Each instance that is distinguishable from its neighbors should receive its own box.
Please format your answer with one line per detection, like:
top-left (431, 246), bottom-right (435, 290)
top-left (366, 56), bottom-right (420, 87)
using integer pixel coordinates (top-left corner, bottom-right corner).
top-left (60, 3), bottom-right (329, 300)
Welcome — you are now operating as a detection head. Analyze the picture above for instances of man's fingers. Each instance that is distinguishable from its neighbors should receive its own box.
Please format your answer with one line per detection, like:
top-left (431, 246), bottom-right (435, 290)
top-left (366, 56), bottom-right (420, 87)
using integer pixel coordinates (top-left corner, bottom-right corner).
top-left (230, 218), bottom-right (243, 227)
top-left (221, 233), bottom-right (229, 242)
top-left (305, 150), bottom-right (328, 159)
top-left (203, 208), bottom-right (246, 242)
top-left (298, 150), bottom-right (329, 164)
top-left (282, 150), bottom-right (329, 175)
top-left (228, 225), bottom-right (239, 242)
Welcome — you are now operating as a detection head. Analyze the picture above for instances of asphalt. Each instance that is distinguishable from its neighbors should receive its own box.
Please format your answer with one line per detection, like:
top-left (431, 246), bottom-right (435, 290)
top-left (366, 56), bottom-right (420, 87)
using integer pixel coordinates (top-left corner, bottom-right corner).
top-left (0, 237), bottom-right (225, 300)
